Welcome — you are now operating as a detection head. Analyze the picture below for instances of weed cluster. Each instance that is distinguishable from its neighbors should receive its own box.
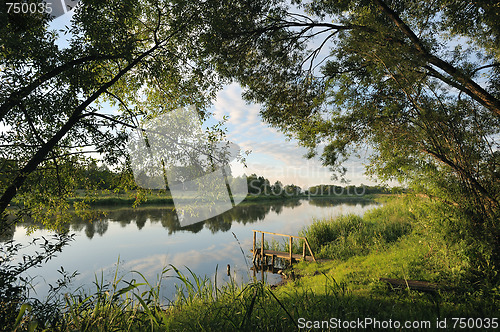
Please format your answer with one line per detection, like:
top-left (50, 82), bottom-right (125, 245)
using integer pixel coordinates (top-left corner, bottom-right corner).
top-left (304, 199), bottom-right (413, 260)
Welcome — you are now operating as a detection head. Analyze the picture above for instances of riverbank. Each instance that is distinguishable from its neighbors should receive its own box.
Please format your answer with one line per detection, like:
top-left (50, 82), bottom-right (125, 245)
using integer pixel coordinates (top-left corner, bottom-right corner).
top-left (157, 195), bottom-right (499, 330)
top-left (64, 190), bottom-right (378, 207)
top-left (11, 195), bottom-right (499, 330)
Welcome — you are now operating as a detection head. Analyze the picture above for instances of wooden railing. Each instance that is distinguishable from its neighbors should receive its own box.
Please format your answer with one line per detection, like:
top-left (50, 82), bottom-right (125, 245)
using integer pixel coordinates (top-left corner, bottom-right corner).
top-left (251, 230), bottom-right (316, 264)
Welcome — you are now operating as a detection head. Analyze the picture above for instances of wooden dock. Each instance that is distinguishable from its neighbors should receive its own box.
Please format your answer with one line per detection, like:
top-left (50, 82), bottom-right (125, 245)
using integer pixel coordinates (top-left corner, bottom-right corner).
top-left (251, 249), bottom-right (316, 262)
top-left (251, 230), bottom-right (316, 268)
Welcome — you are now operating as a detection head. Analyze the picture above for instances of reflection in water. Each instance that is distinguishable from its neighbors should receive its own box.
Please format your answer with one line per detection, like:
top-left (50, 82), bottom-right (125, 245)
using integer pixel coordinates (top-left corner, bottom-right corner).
top-left (7, 197), bottom-right (375, 240)
top-left (6, 198), bottom-right (380, 302)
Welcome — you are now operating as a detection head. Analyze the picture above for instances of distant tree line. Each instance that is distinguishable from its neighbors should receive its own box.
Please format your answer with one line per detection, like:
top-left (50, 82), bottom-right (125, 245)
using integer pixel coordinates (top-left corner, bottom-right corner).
top-left (246, 173), bottom-right (301, 196)
top-left (306, 185), bottom-right (397, 196)
top-left (0, 157), bottom-right (397, 199)
top-left (245, 173), bottom-right (394, 197)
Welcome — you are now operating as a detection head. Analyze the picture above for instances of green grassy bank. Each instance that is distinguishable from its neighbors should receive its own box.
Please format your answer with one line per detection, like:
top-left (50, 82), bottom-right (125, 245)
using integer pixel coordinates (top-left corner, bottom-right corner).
top-left (11, 195), bottom-right (500, 331)
top-left (64, 190), bottom-right (375, 207)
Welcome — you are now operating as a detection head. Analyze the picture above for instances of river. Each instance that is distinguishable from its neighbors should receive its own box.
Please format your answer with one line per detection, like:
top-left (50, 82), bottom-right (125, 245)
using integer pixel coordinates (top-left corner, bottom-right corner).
top-left (6, 197), bottom-right (379, 302)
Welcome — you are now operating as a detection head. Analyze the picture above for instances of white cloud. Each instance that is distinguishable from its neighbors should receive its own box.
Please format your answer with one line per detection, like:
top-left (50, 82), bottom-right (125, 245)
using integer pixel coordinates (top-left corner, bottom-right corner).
top-left (212, 83), bottom-right (384, 187)
top-left (212, 84), bottom-right (262, 128)
top-left (101, 242), bottom-right (240, 278)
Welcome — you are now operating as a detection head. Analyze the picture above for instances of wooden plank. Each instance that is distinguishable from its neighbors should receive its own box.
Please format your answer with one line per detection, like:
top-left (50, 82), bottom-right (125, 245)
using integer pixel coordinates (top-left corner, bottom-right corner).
top-left (304, 237), bottom-right (316, 262)
top-left (380, 278), bottom-right (438, 292)
top-left (252, 250), bottom-right (258, 266)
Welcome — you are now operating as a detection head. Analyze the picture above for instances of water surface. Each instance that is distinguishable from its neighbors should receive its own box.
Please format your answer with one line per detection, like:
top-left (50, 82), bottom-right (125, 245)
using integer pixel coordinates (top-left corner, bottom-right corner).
top-left (8, 198), bottom-right (378, 301)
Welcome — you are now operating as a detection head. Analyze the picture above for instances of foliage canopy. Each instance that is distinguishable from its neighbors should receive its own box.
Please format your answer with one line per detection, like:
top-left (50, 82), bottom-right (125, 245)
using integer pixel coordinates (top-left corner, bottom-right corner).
top-left (201, 0), bottom-right (500, 270)
top-left (1, 0), bottom-right (499, 275)
top-left (0, 0), bottom-right (228, 227)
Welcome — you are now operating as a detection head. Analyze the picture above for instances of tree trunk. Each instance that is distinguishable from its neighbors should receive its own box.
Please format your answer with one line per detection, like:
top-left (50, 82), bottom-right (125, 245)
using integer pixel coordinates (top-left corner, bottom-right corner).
top-left (0, 44), bottom-right (161, 220)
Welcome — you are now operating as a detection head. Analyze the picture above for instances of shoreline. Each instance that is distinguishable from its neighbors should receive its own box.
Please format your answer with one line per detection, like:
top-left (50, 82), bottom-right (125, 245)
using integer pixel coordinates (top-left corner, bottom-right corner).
top-left (66, 192), bottom-right (379, 207)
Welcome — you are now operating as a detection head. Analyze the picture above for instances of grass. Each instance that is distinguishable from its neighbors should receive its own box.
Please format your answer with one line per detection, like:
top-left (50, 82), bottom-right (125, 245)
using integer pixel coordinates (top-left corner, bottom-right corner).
top-left (11, 195), bottom-right (500, 331)
top-left (67, 190), bottom-right (175, 207)
top-left (302, 197), bottom-right (414, 260)
top-left (64, 190), bottom-right (377, 207)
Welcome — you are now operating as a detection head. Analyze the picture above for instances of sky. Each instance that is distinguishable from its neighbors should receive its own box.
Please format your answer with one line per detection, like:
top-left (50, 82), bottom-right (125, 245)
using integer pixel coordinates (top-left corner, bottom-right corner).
top-left (45, 5), bottom-right (383, 190)
top-left (209, 84), bottom-right (376, 188)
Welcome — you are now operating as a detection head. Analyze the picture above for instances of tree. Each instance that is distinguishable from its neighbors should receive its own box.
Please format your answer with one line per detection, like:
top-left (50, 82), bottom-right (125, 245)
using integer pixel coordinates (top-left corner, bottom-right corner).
top-left (271, 180), bottom-right (284, 195)
top-left (202, 0), bottom-right (500, 271)
top-left (0, 0), bottom-right (225, 228)
top-left (284, 184), bottom-right (301, 196)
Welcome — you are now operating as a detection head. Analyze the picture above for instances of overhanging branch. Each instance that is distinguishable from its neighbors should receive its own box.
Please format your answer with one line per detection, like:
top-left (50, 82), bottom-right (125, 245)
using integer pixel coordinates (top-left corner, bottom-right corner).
top-left (372, 0), bottom-right (500, 117)
top-left (0, 54), bottom-right (125, 122)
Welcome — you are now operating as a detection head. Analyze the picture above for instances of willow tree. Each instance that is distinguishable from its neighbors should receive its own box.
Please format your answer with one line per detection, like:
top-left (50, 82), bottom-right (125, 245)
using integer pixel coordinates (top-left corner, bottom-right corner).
top-left (203, 0), bottom-right (500, 274)
top-left (0, 0), bottom-right (226, 229)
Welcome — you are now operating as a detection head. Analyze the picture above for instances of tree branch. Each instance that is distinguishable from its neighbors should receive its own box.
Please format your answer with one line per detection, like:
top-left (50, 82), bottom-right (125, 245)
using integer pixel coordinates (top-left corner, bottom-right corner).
top-left (471, 63), bottom-right (500, 75)
top-left (19, 102), bottom-right (46, 146)
top-left (248, 20), bottom-right (373, 38)
top-left (103, 90), bottom-right (141, 128)
top-left (82, 112), bottom-right (137, 130)
top-left (0, 41), bottom-right (165, 216)
top-left (372, 0), bottom-right (500, 117)
top-left (422, 147), bottom-right (498, 206)
top-left (0, 54), bottom-right (125, 122)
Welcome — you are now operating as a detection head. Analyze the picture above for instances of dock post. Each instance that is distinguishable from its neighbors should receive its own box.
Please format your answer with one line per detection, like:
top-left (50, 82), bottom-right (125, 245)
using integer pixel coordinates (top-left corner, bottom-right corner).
top-left (303, 241), bottom-right (306, 260)
top-left (289, 236), bottom-right (293, 264)
top-left (253, 231), bottom-right (256, 262)
top-left (304, 238), bottom-right (317, 262)
top-left (261, 232), bottom-right (265, 265)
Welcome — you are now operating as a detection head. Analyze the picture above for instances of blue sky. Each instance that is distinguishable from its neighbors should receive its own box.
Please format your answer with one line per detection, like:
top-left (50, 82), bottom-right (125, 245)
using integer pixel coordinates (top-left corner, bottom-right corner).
top-left (47, 8), bottom-right (381, 189)
top-left (210, 84), bottom-right (376, 188)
